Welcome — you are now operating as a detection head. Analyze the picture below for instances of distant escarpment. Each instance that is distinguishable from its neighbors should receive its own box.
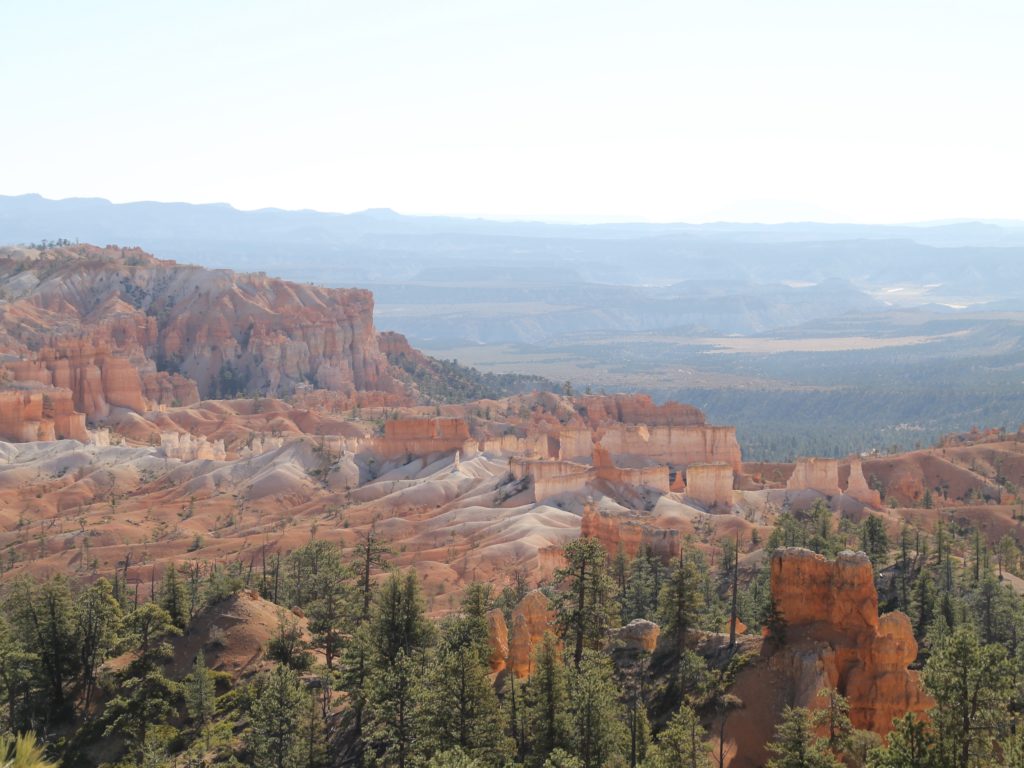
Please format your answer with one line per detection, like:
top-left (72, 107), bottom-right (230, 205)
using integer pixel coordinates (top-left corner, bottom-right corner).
top-left (0, 244), bottom-right (405, 430)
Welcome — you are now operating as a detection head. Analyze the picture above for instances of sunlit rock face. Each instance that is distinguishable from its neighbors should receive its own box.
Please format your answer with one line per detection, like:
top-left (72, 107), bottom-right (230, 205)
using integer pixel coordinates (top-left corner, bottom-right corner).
top-left (0, 244), bottom-right (402, 438)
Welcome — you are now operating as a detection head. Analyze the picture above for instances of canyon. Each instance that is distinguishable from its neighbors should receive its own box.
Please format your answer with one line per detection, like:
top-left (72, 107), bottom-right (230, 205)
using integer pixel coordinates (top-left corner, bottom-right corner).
top-left (1, 244), bottom-right (1023, 767)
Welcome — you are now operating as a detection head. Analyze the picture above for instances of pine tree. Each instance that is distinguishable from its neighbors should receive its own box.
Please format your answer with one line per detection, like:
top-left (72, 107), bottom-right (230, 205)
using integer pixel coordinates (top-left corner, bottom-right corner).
top-left (417, 614), bottom-right (512, 764)
top-left (296, 685), bottom-right (330, 768)
top-left (103, 603), bottom-right (182, 760)
top-left (766, 706), bottom-right (841, 768)
top-left (568, 651), bottom-right (629, 768)
top-left (553, 538), bottom-right (619, 669)
top-left (5, 575), bottom-right (80, 720)
top-left (811, 688), bottom-right (852, 755)
top-left (658, 548), bottom-right (704, 655)
top-left (860, 516), bottom-right (890, 567)
top-left (305, 547), bottom-right (351, 671)
top-left (0, 732), bottom-right (58, 768)
top-left (523, 632), bottom-right (571, 766)
top-left (185, 651), bottom-right (216, 750)
top-left (0, 617), bottom-right (36, 733)
top-left (249, 664), bottom-right (304, 768)
top-left (363, 571), bottom-right (434, 768)
top-left (922, 624), bottom-right (1013, 768)
top-left (75, 577), bottom-right (122, 714)
top-left (866, 713), bottom-right (938, 768)
top-left (158, 564), bottom-right (187, 629)
top-left (623, 551), bottom-right (658, 623)
top-left (909, 571), bottom-right (936, 641)
top-left (365, 650), bottom-right (422, 768)
top-left (644, 702), bottom-right (711, 768)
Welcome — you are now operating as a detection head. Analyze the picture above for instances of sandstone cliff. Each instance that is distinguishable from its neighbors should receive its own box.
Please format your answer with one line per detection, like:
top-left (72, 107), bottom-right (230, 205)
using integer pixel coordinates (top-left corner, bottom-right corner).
top-left (0, 244), bottom-right (404, 438)
top-left (723, 548), bottom-right (930, 767)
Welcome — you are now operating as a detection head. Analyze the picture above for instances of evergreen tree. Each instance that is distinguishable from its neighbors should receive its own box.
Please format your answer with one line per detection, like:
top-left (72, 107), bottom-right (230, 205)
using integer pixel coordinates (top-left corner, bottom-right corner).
top-left (355, 527), bottom-right (392, 620)
top-left (296, 685), bottom-right (330, 768)
top-left (5, 576), bottom-right (80, 720)
top-left (860, 516), bottom-right (890, 567)
top-left (909, 572), bottom-right (936, 641)
top-left (866, 713), bottom-right (938, 768)
top-left (103, 603), bottom-right (182, 761)
top-left (302, 541), bottom-right (352, 671)
top-left (268, 609), bottom-right (313, 671)
top-left (568, 652), bottom-right (629, 768)
top-left (185, 650), bottom-right (216, 750)
top-left (811, 688), bottom-right (852, 755)
top-left (922, 624), bottom-right (1013, 768)
top-left (553, 537), bottom-right (619, 669)
top-left (249, 664), bottom-right (304, 768)
top-left (363, 571), bottom-right (434, 768)
top-left (418, 614), bottom-right (512, 764)
top-left (158, 564), bottom-right (187, 628)
top-left (0, 617), bottom-right (36, 733)
top-left (658, 548), bottom-right (704, 655)
top-left (75, 577), bottom-right (122, 714)
top-left (523, 632), bottom-right (571, 766)
top-left (765, 707), bottom-right (841, 768)
top-left (623, 550), bottom-right (659, 623)
top-left (365, 650), bottom-right (422, 768)
top-left (644, 702), bottom-right (711, 768)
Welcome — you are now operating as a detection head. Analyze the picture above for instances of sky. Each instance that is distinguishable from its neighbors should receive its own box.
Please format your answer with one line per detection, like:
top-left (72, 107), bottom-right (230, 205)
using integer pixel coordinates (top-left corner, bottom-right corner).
top-left (2, 0), bottom-right (1022, 224)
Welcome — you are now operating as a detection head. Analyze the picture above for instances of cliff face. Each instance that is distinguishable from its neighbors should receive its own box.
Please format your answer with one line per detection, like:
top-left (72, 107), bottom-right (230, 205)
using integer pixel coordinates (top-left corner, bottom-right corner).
top-left (684, 462), bottom-right (735, 509)
top-left (768, 548), bottom-right (929, 731)
top-left (0, 244), bottom-right (404, 437)
top-left (723, 548), bottom-right (930, 767)
top-left (787, 457), bottom-right (841, 495)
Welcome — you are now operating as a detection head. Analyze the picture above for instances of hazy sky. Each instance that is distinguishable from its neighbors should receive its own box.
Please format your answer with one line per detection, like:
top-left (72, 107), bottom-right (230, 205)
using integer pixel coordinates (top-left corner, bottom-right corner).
top-left (2, 1), bottom-right (1022, 223)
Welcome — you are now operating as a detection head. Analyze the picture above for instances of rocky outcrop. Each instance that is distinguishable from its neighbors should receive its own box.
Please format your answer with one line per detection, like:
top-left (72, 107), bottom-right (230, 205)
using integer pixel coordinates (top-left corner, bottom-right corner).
top-left (0, 385), bottom-right (88, 442)
top-left (0, 245), bottom-right (404, 434)
top-left (768, 548), bottom-right (929, 732)
top-left (578, 394), bottom-right (706, 427)
top-left (374, 417), bottom-right (473, 459)
top-left (581, 503), bottom-right (679, 559)
top-left (592, 444), bottom-right (670, 493)
top-left (507, 590), bottom-right (557, 678)
top-left (597, 424), bottom-right (742, 473)
top-left (787, 457), bottom-right (841, 496)
top-left (160, 432), bottom-right (227, 462)
top-left (723, 548), bottom-right (930, 767)
top-left (843, 458), bottom-right (882, 508)
top-left (608, 618), bottom-right (659, 653)
top-left (486, 609), bottom-right (510, 675)
top-left (685, 462), bottom-right (734, 509)
top-left (510, 457), bottom-right (596, 502)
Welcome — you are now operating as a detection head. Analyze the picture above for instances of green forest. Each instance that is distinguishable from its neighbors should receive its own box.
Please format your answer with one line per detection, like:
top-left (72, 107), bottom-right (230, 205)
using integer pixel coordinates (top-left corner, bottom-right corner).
top-left (2, 506), bottom-right (1024, 768)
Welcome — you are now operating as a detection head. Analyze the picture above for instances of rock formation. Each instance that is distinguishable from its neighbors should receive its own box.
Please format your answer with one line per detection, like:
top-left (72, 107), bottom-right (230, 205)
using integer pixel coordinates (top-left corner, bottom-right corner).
top-left (486, 609), bottom-right (510, 676)
top-left (592, 444), bottom-right (670, 493)
top-left (786, 457), bottom-right (841, 496)
top-left (0, 385), bottom-right (88, 442)
top-left (843, 457), bottom-right (883, 508)
top-left (0, 245), bottom-right (404, 440)
top-left (769, 548), bottom-right (929, 730)
top-left (507, 590), bottom-right (557, 678)
top-left (375, 417), bottom-right (473, 459)
top-left (160, 432), bottom-right (227, 462)
top-left (510, 457), bottom-right (596, 502)
top-left (608, 618), bottom-right (659, 653)
top-left (685, 462), bottom-right (734, 509)
top-left (580, 503), bottom-right (680, 559)
top-left (578, 394), bottom-right (706, 427)
top-left (723, 548), bottom-right (930, 767)
top-left (597, 424), bottom-right (742, 473)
